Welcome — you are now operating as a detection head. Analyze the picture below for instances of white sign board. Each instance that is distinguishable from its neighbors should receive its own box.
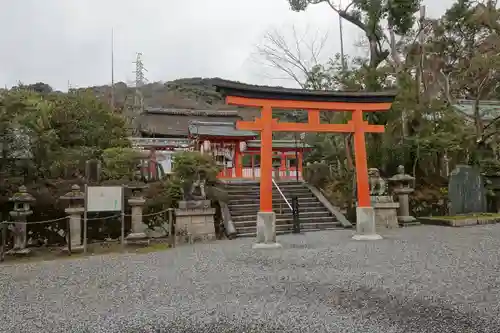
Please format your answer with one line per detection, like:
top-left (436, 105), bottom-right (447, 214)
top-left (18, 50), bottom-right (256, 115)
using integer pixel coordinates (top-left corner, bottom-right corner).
top-left (86, 186), bottom-right (123, 212)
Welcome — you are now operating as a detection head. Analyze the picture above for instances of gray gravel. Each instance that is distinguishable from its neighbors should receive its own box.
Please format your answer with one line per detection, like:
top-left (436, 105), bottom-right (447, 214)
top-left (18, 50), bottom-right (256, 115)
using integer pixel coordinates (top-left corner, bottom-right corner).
top-left (2, 225), bottom-right (500, 332)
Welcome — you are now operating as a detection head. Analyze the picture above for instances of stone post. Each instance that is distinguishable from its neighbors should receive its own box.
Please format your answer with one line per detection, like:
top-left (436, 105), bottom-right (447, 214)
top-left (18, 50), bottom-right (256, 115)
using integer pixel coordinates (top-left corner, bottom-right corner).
top-left (60, 185), bottom-right (85, 252)
top-left (8, 186), bottom-right (35, 255)
top-left (125, 183), bottom-right (148, 244)
top-left (388, 165), bottom-right (418, 226)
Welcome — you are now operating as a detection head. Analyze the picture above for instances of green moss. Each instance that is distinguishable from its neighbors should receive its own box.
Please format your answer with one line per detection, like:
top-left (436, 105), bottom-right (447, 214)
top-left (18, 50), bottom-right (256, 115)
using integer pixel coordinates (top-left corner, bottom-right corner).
top-left (428, 213), bottom-right (500, 220)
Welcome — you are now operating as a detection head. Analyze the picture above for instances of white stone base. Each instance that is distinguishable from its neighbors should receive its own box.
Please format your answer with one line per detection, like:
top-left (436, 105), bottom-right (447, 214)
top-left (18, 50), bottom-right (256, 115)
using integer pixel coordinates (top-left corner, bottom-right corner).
top-left (252, 242), bottom-right (282, 249)
top-left (126, 232), bottom-right (147, 240)
top-left (353, 206), bottom-right (382, 241)
top-left (125, 232), bottom-right (149, 245)
top-left (352, 234), bottom-right (382, 241)
top-left (256, 211), bottom-right (277, 244)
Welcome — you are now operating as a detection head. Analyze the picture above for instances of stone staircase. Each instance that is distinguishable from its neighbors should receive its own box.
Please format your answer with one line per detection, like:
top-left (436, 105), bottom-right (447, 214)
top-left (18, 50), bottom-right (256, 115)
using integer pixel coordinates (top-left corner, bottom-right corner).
top-left (224, 180), bottom-right (346, 237)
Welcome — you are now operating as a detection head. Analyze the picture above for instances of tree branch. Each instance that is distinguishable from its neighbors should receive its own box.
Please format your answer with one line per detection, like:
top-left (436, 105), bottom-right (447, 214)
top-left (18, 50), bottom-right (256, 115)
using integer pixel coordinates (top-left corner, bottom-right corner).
top-left (255, 25), bottom-right (328, 87)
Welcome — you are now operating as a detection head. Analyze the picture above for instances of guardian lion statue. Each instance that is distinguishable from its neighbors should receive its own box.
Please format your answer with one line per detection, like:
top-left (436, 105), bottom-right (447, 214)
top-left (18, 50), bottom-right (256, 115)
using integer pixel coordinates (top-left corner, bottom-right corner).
top-left (368, 168), bottom-right (387, 196)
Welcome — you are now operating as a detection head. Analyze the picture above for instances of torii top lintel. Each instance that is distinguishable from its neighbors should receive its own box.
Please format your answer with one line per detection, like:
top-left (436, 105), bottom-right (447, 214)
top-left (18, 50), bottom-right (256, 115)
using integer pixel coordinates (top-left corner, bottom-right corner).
top-left (212, 78), bottom-right (397, 111)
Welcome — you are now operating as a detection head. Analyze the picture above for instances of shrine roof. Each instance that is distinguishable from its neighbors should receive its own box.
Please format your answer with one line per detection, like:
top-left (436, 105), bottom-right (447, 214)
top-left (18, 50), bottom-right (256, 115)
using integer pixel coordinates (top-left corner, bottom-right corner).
top-left (452, 99), bottom-right (500, 121)
top-left (212, 79), bottom-right (397, 103)
top-left (138, 108), bottom-right (253, 137)
top-left (145, 107), bottom-right (240, 116)
top-left (246, 140), bottom-right (312, 150)
top-left (188, 121), bottom-right (257, 138)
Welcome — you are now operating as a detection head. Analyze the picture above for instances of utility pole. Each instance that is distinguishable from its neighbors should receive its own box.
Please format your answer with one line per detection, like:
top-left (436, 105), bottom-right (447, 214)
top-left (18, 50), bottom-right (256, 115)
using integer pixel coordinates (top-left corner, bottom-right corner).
top-left (110, 28), bottom-right (115, 111)
top-left (339, 0), bottom-right (346, 71)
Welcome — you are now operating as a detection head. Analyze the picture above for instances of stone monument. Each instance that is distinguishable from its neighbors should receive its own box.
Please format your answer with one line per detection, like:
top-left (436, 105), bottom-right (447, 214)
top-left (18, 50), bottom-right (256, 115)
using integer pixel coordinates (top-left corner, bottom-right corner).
top-left (175, 175), bottom-right (216, 243)
top-left (60, 184), bottom-right (85, 252)
top-left (125, 182), bottom-right (148, 244)
top-left (388, 165), bottom-right (417, 226)
top-left (448, 165), bottom-right (487, 215)
top-left (368, 168), bottom-right (400, 231)
top-left (8, 186), bottom-right (35, 255)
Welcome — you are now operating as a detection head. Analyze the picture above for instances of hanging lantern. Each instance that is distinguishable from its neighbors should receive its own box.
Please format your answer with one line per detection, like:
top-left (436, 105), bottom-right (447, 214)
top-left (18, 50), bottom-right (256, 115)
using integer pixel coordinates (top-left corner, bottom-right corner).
top-left (239, 141), bottom-right (247, 153)
top-left (203, 140), bottom-right (211, 152)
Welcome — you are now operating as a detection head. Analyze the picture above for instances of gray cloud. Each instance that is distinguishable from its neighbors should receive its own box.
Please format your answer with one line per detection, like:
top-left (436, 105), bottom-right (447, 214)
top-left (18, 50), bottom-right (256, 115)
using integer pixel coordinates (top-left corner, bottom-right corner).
top-left (0, 0), bottom-right (455, 90)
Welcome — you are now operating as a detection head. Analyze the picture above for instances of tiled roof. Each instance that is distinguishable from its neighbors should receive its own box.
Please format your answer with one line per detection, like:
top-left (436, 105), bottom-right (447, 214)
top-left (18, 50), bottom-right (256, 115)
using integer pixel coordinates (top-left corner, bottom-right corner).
top-left (188, 121), bottom-right (257, 138)
top-left (145, 108), bottom-right (240, 117)
top-left (452, 99), bottom-right (500, 121)
top-left (138, 107), bottom-right (260, 137)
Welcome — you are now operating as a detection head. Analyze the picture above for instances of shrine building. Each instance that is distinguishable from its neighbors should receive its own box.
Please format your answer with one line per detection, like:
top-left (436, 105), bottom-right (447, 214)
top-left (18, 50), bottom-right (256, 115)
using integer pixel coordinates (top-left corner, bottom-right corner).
top-left (129, 107), bottom-right (311, 180)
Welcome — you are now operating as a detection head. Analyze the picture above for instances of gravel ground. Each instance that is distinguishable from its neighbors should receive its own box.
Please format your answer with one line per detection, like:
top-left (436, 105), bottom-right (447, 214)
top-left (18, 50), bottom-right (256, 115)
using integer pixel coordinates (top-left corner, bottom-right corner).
top-left (1, 225), bottom-right (500, 332)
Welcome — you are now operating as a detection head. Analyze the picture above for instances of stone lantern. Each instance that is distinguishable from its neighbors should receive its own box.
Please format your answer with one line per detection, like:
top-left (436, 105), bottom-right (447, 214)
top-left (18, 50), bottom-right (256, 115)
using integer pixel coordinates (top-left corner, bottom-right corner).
top-left (388, 165), bottom-right (418, 226)
top-left (60, 184), bottom-right (85, 252)
top-left (8, 185), bottom-right (35, 255)
top-left (125, 182), bottom-right (148, 244)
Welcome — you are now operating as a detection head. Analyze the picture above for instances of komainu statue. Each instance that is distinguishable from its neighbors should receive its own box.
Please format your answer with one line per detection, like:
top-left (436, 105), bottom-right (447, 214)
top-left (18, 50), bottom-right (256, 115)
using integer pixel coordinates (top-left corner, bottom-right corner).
top-left (181, 172), bottom-right (207, 201)
top-left (368, 168), bottom-right (387, 196)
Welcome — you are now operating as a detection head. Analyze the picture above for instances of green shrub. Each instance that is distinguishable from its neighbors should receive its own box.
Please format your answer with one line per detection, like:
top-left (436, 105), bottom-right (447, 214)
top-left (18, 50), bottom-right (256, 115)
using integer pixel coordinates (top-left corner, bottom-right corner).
top-left (172, 151), bottom-right (220, 184)
top-left (102, 147), bottom-right (142, 181)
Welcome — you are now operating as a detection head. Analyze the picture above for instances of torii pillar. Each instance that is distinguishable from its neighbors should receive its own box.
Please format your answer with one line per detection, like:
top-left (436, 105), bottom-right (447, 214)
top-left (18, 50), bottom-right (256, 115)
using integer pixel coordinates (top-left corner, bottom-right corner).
top-left (213, 79), bottom-right (397, 246)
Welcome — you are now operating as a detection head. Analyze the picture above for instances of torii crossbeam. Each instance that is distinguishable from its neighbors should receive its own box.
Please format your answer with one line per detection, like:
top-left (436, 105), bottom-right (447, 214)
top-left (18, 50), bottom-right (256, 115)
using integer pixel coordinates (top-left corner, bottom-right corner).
top-left (213, 79), bottom-right (397, 244)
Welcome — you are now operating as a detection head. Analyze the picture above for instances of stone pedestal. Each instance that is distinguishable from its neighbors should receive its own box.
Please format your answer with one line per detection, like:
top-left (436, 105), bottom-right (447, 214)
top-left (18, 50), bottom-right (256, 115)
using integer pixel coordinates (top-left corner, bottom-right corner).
top-left (8, 186), bottom-right (35, 255)
top-left (65, 207), bottom-right (84, 252)
top-left (175, 200), bottom-right (216, 243)
top-left (8, 218), bottom-right (30, 255)
top-left (352, 206), bottom-right (382, 240)
top-left (125, 183), bottom-right (149, 245)
top-left (353, 168), bottom-right (386, 241)
top-left (371, 196), bottom-right (400, 231)
top-left (60, 185), bottom-right (85, 253)
top-left (253, 211), bottom-right (281, 249)
top-left (395, 189), bottom-right (417, 225)
top-left (126, 198), bottom-right (147, 243)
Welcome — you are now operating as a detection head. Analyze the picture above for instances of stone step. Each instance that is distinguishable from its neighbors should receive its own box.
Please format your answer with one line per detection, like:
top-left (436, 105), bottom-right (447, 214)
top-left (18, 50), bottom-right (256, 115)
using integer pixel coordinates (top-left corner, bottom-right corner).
top-left (235, 221), bottom-right (342, 236)
top-left (225, 181), bottom-right (302, 186)
top-left (228, 193), bottom-right (315, 200)
top-left (232, 210), bottom-right (332, 223)
top-left (227, 188), bottom-right (312, 196)
top-left (234, 216), bottom-right (337, 228)
top-left (229, 201), bottom-right (324, 214)
top-left (225, 185), bottom-right (307, 191)
top-left (233, 213), bottom-right (333, 227)
top-left (229, 196), bottom-right (318, 206)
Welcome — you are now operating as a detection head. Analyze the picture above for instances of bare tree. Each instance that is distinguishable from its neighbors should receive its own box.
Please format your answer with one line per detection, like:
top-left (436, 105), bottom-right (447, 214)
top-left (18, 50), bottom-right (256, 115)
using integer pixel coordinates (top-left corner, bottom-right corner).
top-left (253, 25), bottom-right (330, 88)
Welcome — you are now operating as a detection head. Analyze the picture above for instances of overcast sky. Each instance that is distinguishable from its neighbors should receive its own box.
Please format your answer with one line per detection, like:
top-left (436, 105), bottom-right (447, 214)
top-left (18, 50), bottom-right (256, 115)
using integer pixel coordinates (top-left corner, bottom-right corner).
top-left (0, 0), bottom-right (455, 91)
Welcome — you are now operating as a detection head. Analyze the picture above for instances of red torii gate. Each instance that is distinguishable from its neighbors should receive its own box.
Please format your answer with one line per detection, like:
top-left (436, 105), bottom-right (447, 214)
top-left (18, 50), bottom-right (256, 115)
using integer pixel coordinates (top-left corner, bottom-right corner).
top-left (213, 80), bottom-right (396, 243)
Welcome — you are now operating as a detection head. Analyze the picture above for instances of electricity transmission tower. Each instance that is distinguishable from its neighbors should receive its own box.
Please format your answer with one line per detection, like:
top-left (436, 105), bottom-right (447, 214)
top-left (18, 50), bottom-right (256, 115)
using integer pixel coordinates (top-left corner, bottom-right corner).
top-left (130, 53), bottom-right (148, 135)
top-left (133, 52), bottom-right (148, 88)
